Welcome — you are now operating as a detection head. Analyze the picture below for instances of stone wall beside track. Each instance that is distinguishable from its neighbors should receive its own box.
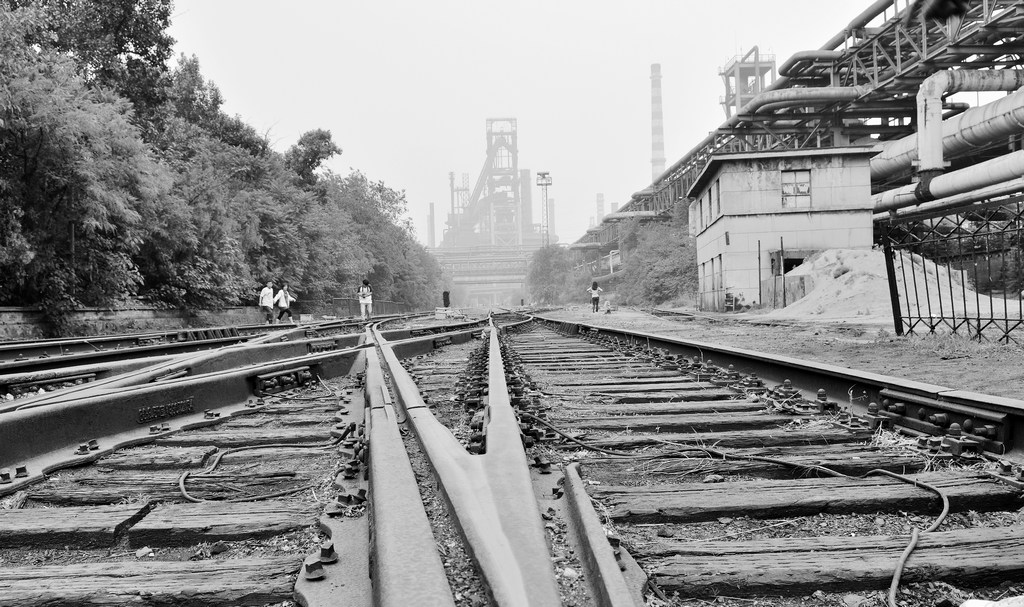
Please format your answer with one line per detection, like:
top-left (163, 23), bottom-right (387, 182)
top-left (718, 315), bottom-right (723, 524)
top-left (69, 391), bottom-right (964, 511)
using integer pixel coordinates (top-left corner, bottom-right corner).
top-left (0, 306), bottom-right (265, 340)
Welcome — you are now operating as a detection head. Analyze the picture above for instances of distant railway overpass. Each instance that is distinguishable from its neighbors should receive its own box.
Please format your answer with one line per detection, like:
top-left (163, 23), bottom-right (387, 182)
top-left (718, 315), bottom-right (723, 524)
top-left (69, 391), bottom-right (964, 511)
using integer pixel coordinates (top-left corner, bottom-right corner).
top-left (432, 247), bottom-right (532, 306)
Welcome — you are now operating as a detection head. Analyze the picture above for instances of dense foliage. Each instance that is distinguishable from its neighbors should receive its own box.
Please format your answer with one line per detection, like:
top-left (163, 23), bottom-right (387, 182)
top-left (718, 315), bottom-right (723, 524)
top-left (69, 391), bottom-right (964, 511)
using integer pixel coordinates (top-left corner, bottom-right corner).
top-left (0, 2), bottom-right (443, 334)
top-left (525, 246), bottom-right (577, 304)
top-left (526, 203), bottom-right (696, 306)
top-left (615, 204), bottom-right (698, 305)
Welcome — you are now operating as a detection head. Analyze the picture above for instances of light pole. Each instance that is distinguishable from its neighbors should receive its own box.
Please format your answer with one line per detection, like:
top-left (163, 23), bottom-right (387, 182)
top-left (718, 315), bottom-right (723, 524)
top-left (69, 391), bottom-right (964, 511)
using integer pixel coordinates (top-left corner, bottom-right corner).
top-left (536, 171), bottom-right (552, 246)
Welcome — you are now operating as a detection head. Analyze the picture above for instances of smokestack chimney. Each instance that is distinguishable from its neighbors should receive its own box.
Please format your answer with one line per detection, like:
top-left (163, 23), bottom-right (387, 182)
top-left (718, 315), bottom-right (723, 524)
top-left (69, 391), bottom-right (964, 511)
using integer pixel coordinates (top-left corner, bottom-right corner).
top-left (596, 194), bottom-right (605, 222)
top-left (651, 63), bottom-right (666, 181)
top-left (428, 202), bottom-right (436, 248)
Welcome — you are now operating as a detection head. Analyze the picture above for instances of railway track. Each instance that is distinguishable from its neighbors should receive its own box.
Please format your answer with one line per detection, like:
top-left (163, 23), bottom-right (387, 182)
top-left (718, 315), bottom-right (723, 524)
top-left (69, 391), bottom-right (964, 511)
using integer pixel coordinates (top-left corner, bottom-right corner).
top-left (502, 317), bottom-right (1024, 604)
top-left (0, 313), bottom-right (1022, 606)
top-left (0, 317), bottom-right (382, 399)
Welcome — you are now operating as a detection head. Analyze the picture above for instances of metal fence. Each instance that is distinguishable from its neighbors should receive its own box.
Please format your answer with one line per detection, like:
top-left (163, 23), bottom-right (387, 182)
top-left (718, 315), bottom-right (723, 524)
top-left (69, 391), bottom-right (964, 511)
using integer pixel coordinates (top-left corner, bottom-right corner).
top-left (881, 200), bottom-right (1024, 343)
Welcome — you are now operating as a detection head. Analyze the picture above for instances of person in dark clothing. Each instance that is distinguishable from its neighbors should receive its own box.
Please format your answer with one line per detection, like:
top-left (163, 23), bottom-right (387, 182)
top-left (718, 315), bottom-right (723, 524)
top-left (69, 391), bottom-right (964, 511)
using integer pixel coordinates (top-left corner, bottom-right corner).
top-left (586, 281), bottom-right (603, 313)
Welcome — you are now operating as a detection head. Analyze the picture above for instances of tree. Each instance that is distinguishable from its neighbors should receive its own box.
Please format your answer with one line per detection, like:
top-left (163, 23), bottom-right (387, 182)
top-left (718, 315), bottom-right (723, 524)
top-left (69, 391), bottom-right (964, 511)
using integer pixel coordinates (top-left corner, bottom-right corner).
top-left (527, 246), bottom-right (575, 304)
top-left (11, 0), bottom-right (176, 130)
top-left (0, 3), bottom-right (446, 331)
top-left (285, 129), bottom-right (341, 187)
top-left (0, 5), bottom-right (168, 332)
top-left (316, 171), bottom-right (443, 309)
top-left (616, 203), bottom-right (697, 305)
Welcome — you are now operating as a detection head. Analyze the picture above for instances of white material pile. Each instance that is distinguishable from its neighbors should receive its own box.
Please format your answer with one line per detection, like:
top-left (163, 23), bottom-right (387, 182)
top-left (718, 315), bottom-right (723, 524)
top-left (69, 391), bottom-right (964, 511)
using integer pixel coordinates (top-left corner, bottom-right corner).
top-left (767, 248), bottom-right (1024, 323)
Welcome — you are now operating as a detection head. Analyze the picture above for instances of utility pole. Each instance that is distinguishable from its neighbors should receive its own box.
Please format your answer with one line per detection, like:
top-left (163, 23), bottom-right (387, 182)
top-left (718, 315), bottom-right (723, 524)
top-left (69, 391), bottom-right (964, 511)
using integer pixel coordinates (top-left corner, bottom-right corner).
top-left (536, 171), bottom-right (552, 246)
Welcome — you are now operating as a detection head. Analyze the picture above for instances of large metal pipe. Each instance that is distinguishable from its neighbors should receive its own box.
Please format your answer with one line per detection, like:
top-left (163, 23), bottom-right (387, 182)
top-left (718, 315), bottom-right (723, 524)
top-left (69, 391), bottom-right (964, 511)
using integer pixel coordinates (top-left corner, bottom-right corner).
top-left (603, 211), bottom-right (658, 221)
top-left (725, 86), bottom-right (871, 127)
top-left (778, 50), bottom-right (843, 78)
top-left (874, 176), bottom-right (1024, 221)
top-left (821, 0), bottom-right (896, 53)
top-left (648, 86), bottom-right (869, 190)
top-left (872, 87), bottom-right (1024, 179)
top-left (916, 70), bottom-right (1024, 176)
top-left (874, 148), bottom-right (1024, 212)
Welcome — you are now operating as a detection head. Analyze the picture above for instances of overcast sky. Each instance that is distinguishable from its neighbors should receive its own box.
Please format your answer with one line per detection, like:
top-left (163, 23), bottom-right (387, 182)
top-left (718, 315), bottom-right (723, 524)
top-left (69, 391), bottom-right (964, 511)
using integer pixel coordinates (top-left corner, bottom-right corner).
top-left (168, 1), bottom-right (877, 246)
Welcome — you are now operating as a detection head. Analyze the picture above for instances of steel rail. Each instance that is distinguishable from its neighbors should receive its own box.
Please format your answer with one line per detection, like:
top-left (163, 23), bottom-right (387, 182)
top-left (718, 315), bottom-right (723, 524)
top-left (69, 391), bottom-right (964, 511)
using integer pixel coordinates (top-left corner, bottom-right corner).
top-left (363, 343), bottom-right (455, 607)
top-left (0, 317), bottom-right (375, 394)
top-left (531, 314), bottom-right (1024, 457)
top-left (374, 321), bottom-right (563, 606)
top-left (294, 342), bottom-right (455, 607)
top-left (0, 322), bottom-right (274, 359)
top-left (0, 332), bottom-right (255, 377)
top-left (376, 316), bottom-right (640, 606)
top-left (0, 329), bottom-right (368, 414)
top-left (0, 344), bottom-right (364, 496)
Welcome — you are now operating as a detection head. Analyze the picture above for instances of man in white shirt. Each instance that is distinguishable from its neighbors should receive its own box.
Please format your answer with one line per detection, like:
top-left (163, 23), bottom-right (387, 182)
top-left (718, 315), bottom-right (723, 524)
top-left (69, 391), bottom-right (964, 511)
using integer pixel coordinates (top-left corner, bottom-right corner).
top-left (258, 281), bottom-right (275, 324)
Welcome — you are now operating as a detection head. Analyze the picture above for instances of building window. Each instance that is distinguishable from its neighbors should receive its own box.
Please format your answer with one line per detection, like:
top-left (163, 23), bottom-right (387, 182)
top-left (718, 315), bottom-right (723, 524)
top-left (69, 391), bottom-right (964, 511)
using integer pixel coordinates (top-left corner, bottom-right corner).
top-left (781, 170), bottom-right (811, 208)
top-left (714, 180), bottom-right (721, 217)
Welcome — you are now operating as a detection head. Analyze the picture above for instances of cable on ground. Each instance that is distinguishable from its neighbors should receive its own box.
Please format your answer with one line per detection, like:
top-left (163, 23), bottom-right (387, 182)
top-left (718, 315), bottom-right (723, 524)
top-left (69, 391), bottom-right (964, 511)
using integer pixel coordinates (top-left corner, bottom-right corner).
top-left (178, 429), bottom-right (350, 503)
top-left (520, 412), bottom-right (949, 607)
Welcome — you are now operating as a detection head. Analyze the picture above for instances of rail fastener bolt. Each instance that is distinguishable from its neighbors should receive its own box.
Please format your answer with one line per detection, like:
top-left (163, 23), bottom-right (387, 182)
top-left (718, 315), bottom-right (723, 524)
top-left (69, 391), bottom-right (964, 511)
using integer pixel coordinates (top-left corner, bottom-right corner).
top-left (303, 554), bottom-right (326, 580)
top-left (883, 400), bottom-right (907, 415)
top-left (319, 540), bottom-right (339, 564)
top-left (941, 423), bottom-right (980, 457)
top-left (865, 402), bottom-right (892, 430)
top-left (532, 455), bottom-right (552, 474)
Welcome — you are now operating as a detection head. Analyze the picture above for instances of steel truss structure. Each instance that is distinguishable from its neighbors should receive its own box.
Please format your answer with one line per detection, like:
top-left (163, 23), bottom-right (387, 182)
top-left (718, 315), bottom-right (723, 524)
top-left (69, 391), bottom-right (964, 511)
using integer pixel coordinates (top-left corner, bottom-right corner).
top-left (443, 118), bottom-right (532, 249)
top-left (573, 0), bottom-right (1024, 249)
top-left (436, 119), bottom-right (546, 305)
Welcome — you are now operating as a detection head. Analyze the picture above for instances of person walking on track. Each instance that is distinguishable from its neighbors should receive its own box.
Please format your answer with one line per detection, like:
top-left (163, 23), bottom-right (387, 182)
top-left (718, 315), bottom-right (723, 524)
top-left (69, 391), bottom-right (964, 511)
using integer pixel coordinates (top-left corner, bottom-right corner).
top-left (274, 283), bottom-right (297, 323)
top-left (258, 281), bottom-right (275, 324)
top-left (586, 281), bottom-right (603, 313)
top-left (358, 279), bottom-right (373, 320)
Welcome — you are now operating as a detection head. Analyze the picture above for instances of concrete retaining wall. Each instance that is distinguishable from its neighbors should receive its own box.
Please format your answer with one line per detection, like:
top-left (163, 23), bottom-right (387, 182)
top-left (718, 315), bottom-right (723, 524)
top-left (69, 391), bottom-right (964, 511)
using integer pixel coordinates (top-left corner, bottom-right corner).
top-left (0, 306), bottom-right (265, 341)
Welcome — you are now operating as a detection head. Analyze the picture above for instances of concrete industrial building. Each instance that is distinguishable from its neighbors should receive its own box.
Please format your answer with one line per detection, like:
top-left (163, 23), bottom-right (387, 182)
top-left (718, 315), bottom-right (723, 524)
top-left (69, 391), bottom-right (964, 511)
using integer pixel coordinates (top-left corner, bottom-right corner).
top-left (688, 147), bottom-right (876, 311)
